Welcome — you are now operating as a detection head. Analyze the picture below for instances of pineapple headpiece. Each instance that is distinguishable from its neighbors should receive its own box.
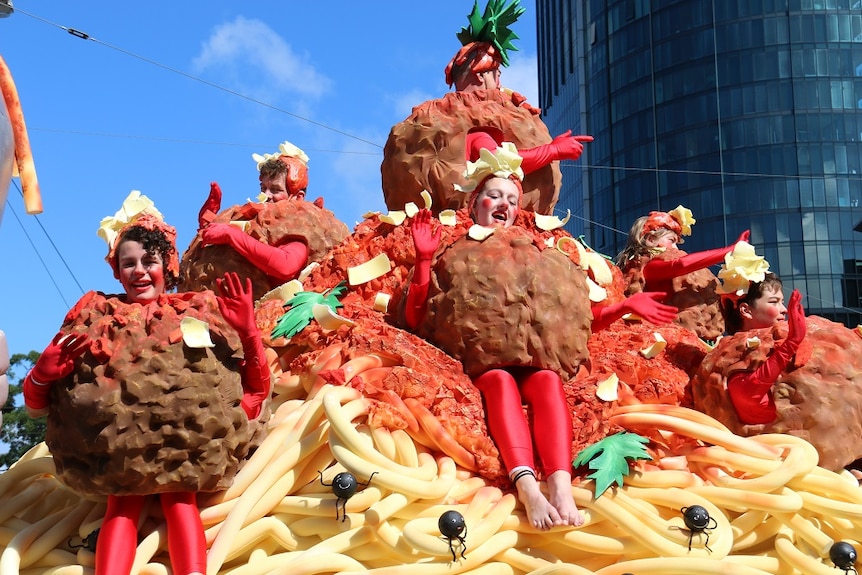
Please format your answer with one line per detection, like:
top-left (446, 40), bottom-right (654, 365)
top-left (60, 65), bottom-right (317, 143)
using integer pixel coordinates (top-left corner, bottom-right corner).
top-left (445, 0), bottom-right (525, 86)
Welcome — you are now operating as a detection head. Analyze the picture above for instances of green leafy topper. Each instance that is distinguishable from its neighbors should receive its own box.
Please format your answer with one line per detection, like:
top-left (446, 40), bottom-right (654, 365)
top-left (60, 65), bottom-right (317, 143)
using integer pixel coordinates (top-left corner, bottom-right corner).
top-left (270, 281), bottom-right (347, 340)
top-left (456, 0), bottom-right (525, 67)
top-left (573, 432), bottom-right (652, 497)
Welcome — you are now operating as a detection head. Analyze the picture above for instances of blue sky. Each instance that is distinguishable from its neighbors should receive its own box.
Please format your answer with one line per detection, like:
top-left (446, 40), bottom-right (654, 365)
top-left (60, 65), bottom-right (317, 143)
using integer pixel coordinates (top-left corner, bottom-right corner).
top-left (0, 1), bottom-right (540, 359)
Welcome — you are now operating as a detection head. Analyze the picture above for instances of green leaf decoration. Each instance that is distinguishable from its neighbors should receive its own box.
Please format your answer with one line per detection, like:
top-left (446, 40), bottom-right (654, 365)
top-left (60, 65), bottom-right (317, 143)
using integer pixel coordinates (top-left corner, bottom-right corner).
top-left (573, 432), bottom-right (652, 498)
top-left (270, 281), bottom-right (347, 340)
top-left (455, 0), bottom-right (525, 67)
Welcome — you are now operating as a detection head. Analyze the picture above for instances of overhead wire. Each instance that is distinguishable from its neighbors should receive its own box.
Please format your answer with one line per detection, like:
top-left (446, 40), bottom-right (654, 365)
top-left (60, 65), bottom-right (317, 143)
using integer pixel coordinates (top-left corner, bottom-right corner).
top-left (8, 5), bottom-right (383, 150)
top-left (6, 182), bottom-right (75, 309)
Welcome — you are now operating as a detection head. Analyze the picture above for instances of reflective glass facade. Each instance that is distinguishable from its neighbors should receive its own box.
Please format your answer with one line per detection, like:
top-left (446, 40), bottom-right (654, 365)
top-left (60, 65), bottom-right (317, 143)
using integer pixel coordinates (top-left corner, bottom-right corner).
top-left (537, 0), bottom-right (862, 325)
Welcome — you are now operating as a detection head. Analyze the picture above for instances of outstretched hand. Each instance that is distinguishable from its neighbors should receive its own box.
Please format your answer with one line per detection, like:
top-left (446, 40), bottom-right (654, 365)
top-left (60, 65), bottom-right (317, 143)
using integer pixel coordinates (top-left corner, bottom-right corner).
top-left (785, 289), bottom-right (806, 346)
top-left (625, 292), bottom-right (678, 325)
top-left (550, 130), bottom-right (594, 161)
top-left (411, 209), bottom-right (441, 261)
top-left (201, 223), bottom-right (242, 247)
top-left (216, 272), bottom-right (258, 339)
top-left (32, 332), bottom-right (90, 383)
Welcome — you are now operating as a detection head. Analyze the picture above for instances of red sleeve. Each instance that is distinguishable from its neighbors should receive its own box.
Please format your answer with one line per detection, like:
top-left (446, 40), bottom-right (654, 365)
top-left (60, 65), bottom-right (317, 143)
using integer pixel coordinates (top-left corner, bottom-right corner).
top-left (404, 280), bottom-right (430, 331)
top-left (590, 302), bottom-right (624, 333)
top-left (727, 371), bottom-right (778, 425)
top-left (267, 241), bottom-right (309, 282)
top-left (238, 335), bottom-right (271, 420)
top-left (22, 372), bottom-right (51, 412)
top-left (643, 246), bottom-right (731, 282)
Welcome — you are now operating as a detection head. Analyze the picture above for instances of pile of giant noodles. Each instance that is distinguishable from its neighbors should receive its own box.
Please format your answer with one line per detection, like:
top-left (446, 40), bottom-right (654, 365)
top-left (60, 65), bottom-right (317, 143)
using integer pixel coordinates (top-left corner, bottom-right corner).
top-left (1, 391), bottom-right (861, 574)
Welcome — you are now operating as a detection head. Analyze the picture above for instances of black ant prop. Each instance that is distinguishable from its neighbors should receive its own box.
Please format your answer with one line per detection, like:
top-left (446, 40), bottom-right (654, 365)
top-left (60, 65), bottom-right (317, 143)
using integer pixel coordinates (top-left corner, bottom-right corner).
top-left (68, 528), bottom-right (100, 553)
top-left (438, 509), bottom-right (467, 561)
top-left (318, 470), bottom-right (377, 521)
top-left (831, 541), bottom-right (859, 574)
top-left (677, 505), bottom-right (717, 552)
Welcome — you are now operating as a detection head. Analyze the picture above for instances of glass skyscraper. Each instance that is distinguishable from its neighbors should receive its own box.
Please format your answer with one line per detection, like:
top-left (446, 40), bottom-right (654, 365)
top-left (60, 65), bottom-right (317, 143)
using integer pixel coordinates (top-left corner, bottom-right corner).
top-left (537, 0), bottom-right (862, 326)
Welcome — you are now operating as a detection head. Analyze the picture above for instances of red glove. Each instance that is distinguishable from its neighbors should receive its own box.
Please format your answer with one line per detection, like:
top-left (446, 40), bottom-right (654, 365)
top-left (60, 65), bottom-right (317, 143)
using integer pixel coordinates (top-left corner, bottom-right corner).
top-left (216, 272), bottom-right (258, 340)
top-left (405, 209), bottom-right (441, 330)
top-left (31, 332), bottom-right (90, 383)
top-left (202, 223), bottom-right (308, 282)
top-left (519, 130), bottom-right (594, 173)
top-left (591, 292), bottom-right (677, 332)
top-left (197, 182), bottom-right (222, 231)
top-left (216, 272), bottom-right (270, 419)
top-left (24, 332), bottom-right (90, 412)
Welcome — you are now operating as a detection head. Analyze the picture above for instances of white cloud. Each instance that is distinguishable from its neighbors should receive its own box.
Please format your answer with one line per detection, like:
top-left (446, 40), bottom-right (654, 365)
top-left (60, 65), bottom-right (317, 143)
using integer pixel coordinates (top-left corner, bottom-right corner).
top-left (192, 16), bottom-right (332, 99)
top-left (501, 52), bottom-right (539, 108)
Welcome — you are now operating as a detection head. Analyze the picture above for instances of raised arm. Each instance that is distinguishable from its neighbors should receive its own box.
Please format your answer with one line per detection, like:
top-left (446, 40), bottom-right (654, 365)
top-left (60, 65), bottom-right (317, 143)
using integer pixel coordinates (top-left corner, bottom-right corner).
top-left (728, 289), bottom-right (805, 424)
top-left (202, 223), bottom-right (309, 282)
top-left (216, 272), bottom-right (271, 419)
top-left (404, 209), bottom-right (441, 331)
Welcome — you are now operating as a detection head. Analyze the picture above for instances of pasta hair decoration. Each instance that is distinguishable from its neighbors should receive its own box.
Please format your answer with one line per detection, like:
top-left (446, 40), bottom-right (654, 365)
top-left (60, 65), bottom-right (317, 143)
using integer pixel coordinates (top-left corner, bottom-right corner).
top-left (456, 142), bottom-right (524, 193)
top-left (668, 205), bottom-right (696, 236)
top-left (641, 204), bottom-right (695, 238)
top-left (717, 241), bottom-right (769, 298)
top-left (97, 190), bottom-right (164, 251)
top-left (98, 191), bottom-right (179, 278)
top-left (252, 139), bottom-right (310, 171)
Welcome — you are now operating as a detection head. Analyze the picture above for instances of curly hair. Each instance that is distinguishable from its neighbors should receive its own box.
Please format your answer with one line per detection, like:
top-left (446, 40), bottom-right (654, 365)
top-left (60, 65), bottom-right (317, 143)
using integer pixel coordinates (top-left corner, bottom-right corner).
top-left (114, 225), bottom-right (180, 290)
top-left (721, 272), bottom-right (784, 335)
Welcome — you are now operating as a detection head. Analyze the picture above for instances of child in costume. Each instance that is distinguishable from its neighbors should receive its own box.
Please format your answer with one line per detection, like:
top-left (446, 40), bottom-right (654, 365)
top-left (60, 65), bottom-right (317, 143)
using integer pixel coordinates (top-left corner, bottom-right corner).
top-left (404, 144), bottom-right (583, 530)
top-left (23, 192), bottom-right (270, 575)
top-left (617, 208), bottom-right (750, 340)
top-left (721, 272), bottom-right (806, 424)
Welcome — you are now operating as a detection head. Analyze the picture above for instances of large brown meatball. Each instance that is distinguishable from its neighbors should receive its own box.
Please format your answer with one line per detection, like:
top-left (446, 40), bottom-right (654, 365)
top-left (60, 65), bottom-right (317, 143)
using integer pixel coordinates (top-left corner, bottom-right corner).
top-left (415, 226), bottom-right (592, 380)
top-left (45, 290), bottom-right (269, 496)
top-left (623, 249), bottom-right (725, 341)
top-left (180, 199), bottom-right (350, 301)
top-left (381, 89), bottom-right (561, 216)
top-left (692, 315), bottom-right (862, 471)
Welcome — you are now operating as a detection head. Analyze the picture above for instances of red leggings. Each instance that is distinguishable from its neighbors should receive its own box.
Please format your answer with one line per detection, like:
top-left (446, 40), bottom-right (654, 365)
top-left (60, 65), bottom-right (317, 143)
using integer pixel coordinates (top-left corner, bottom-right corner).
top-left (473, 367), bottom-right (573, 477)
top-left (96, 492), bottom-right (206, 575)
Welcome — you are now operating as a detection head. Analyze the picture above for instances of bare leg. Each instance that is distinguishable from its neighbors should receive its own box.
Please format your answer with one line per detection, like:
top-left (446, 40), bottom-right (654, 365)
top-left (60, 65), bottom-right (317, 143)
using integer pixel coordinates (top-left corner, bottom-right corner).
top-left (546, 469), bottom-right (584, 526)
top-left (513, 471), bottom-right (560, 530)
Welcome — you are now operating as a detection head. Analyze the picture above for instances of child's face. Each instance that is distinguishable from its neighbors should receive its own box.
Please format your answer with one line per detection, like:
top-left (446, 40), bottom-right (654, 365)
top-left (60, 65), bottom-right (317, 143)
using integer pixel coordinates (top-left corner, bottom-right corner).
top-left (646, 229), bottom-right (679, 250)
top-left (117, 240), bottom-right (166, 304)
top-left (260, 173), bottom-right (295, 202)
top-left (741, 284), bottom-right (787, 330)
top-left (472, 177), bottom-right (520, 228)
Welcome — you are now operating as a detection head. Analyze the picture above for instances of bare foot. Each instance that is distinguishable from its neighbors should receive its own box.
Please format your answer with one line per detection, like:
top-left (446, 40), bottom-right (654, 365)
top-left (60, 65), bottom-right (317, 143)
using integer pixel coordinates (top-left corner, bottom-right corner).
top-left (547, 470), bottom-right (584, 527)
top-left (515, 473), bottom-right (561, 530)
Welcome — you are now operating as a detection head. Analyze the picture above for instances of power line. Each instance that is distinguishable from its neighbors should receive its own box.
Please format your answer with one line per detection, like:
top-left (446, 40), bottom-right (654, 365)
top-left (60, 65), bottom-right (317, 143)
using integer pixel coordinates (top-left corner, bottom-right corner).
top-left (27, 127), bottom-right (381, 156)
top-left (6, 188), bottom-right (77, 309)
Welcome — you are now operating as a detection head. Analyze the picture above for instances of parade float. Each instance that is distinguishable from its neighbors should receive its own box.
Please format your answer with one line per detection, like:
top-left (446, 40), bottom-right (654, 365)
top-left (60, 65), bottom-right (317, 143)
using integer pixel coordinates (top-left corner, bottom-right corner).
top-left (2, 3), bottom-right (862, 575)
